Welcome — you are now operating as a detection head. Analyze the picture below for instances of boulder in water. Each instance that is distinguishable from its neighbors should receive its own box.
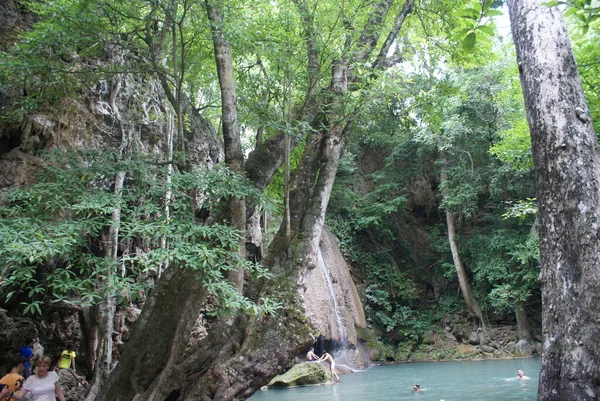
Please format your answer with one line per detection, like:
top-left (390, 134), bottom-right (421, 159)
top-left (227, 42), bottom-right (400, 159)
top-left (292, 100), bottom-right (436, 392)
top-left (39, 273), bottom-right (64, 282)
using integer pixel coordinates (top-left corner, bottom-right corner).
top-left (267, 362), bottom-right (331, 387)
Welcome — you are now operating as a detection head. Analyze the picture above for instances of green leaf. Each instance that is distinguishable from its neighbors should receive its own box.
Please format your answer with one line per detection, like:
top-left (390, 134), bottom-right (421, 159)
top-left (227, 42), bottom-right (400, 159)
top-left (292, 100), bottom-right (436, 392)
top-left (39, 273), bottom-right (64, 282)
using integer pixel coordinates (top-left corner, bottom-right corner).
top-left (463, 32), bottom-right (477, 51)
top-left (477, 25), bottom-right (495, 36)
top-left (484, 9), bottom-right (504, 17)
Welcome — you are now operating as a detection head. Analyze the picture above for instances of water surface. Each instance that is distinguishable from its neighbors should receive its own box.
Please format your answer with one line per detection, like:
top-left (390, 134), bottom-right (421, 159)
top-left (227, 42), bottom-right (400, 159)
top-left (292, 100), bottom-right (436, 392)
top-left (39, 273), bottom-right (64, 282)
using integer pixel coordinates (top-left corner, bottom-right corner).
top-left (250, 357), bottom-right (540, 401)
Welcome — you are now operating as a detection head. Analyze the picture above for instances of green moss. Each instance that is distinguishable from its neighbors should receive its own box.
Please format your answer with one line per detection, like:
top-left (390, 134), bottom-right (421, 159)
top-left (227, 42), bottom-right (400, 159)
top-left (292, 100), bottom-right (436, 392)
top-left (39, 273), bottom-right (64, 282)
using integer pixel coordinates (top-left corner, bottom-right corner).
top-left (268, 362), bottom-right (331, 387)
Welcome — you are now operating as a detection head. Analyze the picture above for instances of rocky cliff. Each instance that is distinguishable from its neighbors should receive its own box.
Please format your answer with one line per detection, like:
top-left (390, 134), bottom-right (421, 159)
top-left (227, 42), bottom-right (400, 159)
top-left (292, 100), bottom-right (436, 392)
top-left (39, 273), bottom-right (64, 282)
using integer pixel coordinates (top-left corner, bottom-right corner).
top-left (299, 226), bottom-right (368, 368)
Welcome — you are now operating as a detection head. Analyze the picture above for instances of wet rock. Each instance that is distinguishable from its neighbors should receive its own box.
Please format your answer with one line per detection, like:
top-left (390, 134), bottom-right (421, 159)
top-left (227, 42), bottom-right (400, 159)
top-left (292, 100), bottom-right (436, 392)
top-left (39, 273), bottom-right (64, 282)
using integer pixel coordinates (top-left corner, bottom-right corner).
top-left (268, 362), bottom-right (331, 387)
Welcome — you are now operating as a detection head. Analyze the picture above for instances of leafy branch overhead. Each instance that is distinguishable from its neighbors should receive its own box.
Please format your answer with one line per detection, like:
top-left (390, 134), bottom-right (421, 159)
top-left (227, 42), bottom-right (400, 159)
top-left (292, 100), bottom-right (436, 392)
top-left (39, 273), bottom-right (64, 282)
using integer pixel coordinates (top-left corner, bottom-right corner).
top-left (453, 0), bottom-right (504, 51)
top-left (544, 0), bottom-right (600, 33)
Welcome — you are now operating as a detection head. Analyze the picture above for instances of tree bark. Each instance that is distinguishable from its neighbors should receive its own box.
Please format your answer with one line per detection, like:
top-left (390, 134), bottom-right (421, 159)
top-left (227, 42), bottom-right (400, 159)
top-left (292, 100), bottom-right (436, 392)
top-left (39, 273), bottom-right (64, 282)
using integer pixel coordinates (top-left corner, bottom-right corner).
top-left (97, 266), bottom-right (210, 401)
top-left (158, 103), bottom-right (175, 279)
top-left (508, 1), bottom-right (600, 399)
top-left (445, 208), bottom-right (485, 328)
top-left (85, 77), bottom-right (128, 400)
top-left (440, 163), bottom-right (485, 328)
top-left (514, 300), bottom-right (533, 341)
top-left (206, 0), bottom-right (246, 290)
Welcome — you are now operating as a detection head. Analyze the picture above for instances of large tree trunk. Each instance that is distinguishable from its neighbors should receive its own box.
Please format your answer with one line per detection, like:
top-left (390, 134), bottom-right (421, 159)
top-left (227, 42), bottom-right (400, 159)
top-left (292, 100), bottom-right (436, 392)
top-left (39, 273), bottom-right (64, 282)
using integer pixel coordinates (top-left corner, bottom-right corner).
top-left (96, 57), bottom-right (351, 401)
top-left (514, 300), bottom-right (533, 341)
top-left (508, 1), bottom-right (600, 399)
top-left (97, 266), bottom-right (210, 401)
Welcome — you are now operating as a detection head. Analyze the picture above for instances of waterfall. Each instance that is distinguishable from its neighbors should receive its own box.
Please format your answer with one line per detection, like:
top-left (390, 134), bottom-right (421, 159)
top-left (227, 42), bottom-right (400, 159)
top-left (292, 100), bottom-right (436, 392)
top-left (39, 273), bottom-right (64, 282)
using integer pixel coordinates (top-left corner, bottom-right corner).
top-left (300, 226), bottom-right (369, 368)
top-left (316, 247), bottom-right (347, 345)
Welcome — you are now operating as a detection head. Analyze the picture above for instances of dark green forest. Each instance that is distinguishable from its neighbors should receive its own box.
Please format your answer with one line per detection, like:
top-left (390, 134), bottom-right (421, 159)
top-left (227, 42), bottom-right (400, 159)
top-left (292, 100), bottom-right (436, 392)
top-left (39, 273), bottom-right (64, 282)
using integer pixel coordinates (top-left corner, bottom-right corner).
top-left (1, 0), bottom-right (599, 400)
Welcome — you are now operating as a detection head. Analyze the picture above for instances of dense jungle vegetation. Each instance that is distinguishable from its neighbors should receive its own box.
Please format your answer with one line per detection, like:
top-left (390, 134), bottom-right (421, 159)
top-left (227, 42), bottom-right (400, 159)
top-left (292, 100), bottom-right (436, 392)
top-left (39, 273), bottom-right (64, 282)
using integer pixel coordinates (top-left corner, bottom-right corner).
top-left (0, 0), bottom-right (599, 400)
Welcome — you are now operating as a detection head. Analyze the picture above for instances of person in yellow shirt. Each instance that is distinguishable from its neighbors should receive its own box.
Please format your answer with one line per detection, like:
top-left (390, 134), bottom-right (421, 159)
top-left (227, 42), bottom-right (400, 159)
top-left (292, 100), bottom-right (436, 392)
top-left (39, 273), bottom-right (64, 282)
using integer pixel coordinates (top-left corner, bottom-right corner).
top-left (0, 356), bottom-right (25, 401)
top-left (57, 344), bottom-right (76, 371)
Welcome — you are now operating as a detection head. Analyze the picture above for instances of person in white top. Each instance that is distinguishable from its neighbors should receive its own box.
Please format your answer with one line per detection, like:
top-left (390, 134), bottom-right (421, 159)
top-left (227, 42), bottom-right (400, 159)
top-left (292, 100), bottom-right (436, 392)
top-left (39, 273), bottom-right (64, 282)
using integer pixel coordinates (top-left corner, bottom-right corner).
top-left (10, 356), bottom-right (66, 401)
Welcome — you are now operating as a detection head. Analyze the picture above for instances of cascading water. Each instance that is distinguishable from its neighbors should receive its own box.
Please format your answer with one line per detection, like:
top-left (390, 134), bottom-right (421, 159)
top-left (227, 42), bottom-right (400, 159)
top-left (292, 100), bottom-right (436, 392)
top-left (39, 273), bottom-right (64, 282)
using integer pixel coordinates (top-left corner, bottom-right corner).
top-left (300, 226), bottom-right (369, 369)
top-left (316, 247), bottom-right (347, 346)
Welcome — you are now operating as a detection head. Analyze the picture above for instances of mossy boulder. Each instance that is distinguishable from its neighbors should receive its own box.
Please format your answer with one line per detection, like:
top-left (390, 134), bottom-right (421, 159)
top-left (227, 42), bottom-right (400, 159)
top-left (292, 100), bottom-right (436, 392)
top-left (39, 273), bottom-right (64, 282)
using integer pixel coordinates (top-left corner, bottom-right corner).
top-left (268, 362), bottom-right (330, 388)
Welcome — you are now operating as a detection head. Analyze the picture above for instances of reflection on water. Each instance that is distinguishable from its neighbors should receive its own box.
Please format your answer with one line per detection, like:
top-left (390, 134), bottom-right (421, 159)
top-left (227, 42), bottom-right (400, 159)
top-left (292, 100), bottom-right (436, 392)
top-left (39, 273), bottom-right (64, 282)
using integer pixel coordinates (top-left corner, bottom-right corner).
top-left (250, 357), bottom-right (541, 401)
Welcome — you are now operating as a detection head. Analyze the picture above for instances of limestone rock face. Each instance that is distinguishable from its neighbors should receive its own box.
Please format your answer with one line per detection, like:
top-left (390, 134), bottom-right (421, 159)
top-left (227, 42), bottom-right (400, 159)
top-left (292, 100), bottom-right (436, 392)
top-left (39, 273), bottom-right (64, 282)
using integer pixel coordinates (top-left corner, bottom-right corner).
top-left (267, 362), bottom-right (330, 387)
top-left (0, 309), bottom-right (37, 372)
top-left (299, 227), bottom-right (366, 343)
top-left (299, 226), bottom-right (368, 367)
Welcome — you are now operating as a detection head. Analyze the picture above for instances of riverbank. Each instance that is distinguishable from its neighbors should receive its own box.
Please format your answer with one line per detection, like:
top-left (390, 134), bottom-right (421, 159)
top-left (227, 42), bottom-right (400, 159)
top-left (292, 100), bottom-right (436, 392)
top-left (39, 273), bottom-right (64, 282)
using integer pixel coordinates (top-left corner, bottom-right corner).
top-left (362, 324), bottom-right (541, 365)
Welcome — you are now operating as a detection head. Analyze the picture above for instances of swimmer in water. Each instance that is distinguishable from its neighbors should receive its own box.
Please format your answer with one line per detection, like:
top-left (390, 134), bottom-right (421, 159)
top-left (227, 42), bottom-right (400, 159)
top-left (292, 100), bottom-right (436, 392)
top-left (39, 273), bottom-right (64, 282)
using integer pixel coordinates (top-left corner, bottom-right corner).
top-left (517, 369), bottom-right (531, 380)
top-left (412, 384), bottom-right (423, 392)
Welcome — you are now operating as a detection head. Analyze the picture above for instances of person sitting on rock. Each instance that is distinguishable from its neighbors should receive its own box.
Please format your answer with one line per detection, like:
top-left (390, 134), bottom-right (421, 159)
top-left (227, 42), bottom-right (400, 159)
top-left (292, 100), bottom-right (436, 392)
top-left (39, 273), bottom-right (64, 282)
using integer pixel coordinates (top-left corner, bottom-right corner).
top-left (306, 347), bottom-right (319, 362)
top-left (318, 351), bottom-right (339, 381)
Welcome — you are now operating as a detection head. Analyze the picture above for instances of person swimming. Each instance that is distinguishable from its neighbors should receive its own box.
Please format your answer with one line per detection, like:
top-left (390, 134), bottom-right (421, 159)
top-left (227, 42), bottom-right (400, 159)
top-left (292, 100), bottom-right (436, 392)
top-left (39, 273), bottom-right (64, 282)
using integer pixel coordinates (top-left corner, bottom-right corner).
top-left (517, 369), bottom-right (531, 380)
top-left (413, 384), bottom-right (422, 392)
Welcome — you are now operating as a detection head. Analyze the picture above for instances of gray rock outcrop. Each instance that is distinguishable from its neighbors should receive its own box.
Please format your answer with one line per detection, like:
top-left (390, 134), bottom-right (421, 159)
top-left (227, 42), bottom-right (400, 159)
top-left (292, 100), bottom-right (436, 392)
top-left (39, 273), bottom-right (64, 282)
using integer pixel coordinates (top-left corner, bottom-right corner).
top-left (299, 226), bottom-right (367, 367)
top-left (267, 362), bottom-right (331, 387)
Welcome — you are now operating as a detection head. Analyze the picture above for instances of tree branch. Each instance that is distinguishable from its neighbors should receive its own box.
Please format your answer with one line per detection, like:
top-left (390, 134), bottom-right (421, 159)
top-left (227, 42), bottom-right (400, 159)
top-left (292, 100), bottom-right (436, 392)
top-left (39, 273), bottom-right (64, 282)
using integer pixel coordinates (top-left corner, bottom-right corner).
top-left (373, 0), bottom-right (415, 69)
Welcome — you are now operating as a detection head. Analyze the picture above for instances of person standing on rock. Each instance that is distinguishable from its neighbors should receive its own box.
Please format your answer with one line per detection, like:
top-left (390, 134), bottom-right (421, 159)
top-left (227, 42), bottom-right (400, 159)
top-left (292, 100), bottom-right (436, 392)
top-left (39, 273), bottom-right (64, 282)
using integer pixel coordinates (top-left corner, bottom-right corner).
top-left (318, 351), bottom-right (339, 381)
top-left (56, 343), bottom-right (76, 371)
top-left (306, 347), bottom-right (319, 362)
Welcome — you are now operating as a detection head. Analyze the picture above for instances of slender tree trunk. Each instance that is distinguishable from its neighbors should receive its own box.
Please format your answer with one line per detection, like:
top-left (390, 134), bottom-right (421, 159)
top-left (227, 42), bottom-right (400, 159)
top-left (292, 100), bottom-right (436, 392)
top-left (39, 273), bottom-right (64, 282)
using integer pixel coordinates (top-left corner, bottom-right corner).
top-left (84, 171), bottom-right (123, 401)
top-left (158, 104), bottom-right (174, 278)
top-left (440, 166), bottom-right (485, 328)
top-left (283, 128), bottom-right (291, 238)
top-left (445, 208), bottom-right (485, 328)
top-left (206, 0), bottom-right (246, 290)
top-left (508, 1), bottom-right (600, 399)
top-left (85, 77), bottom-right (128, 400)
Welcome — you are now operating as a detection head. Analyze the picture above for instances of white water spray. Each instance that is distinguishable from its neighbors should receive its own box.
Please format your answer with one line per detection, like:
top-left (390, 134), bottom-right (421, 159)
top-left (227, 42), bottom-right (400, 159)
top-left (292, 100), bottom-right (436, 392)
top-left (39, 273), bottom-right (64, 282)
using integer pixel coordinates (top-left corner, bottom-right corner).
top-left (317, 247), bottom-right (347, 345)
